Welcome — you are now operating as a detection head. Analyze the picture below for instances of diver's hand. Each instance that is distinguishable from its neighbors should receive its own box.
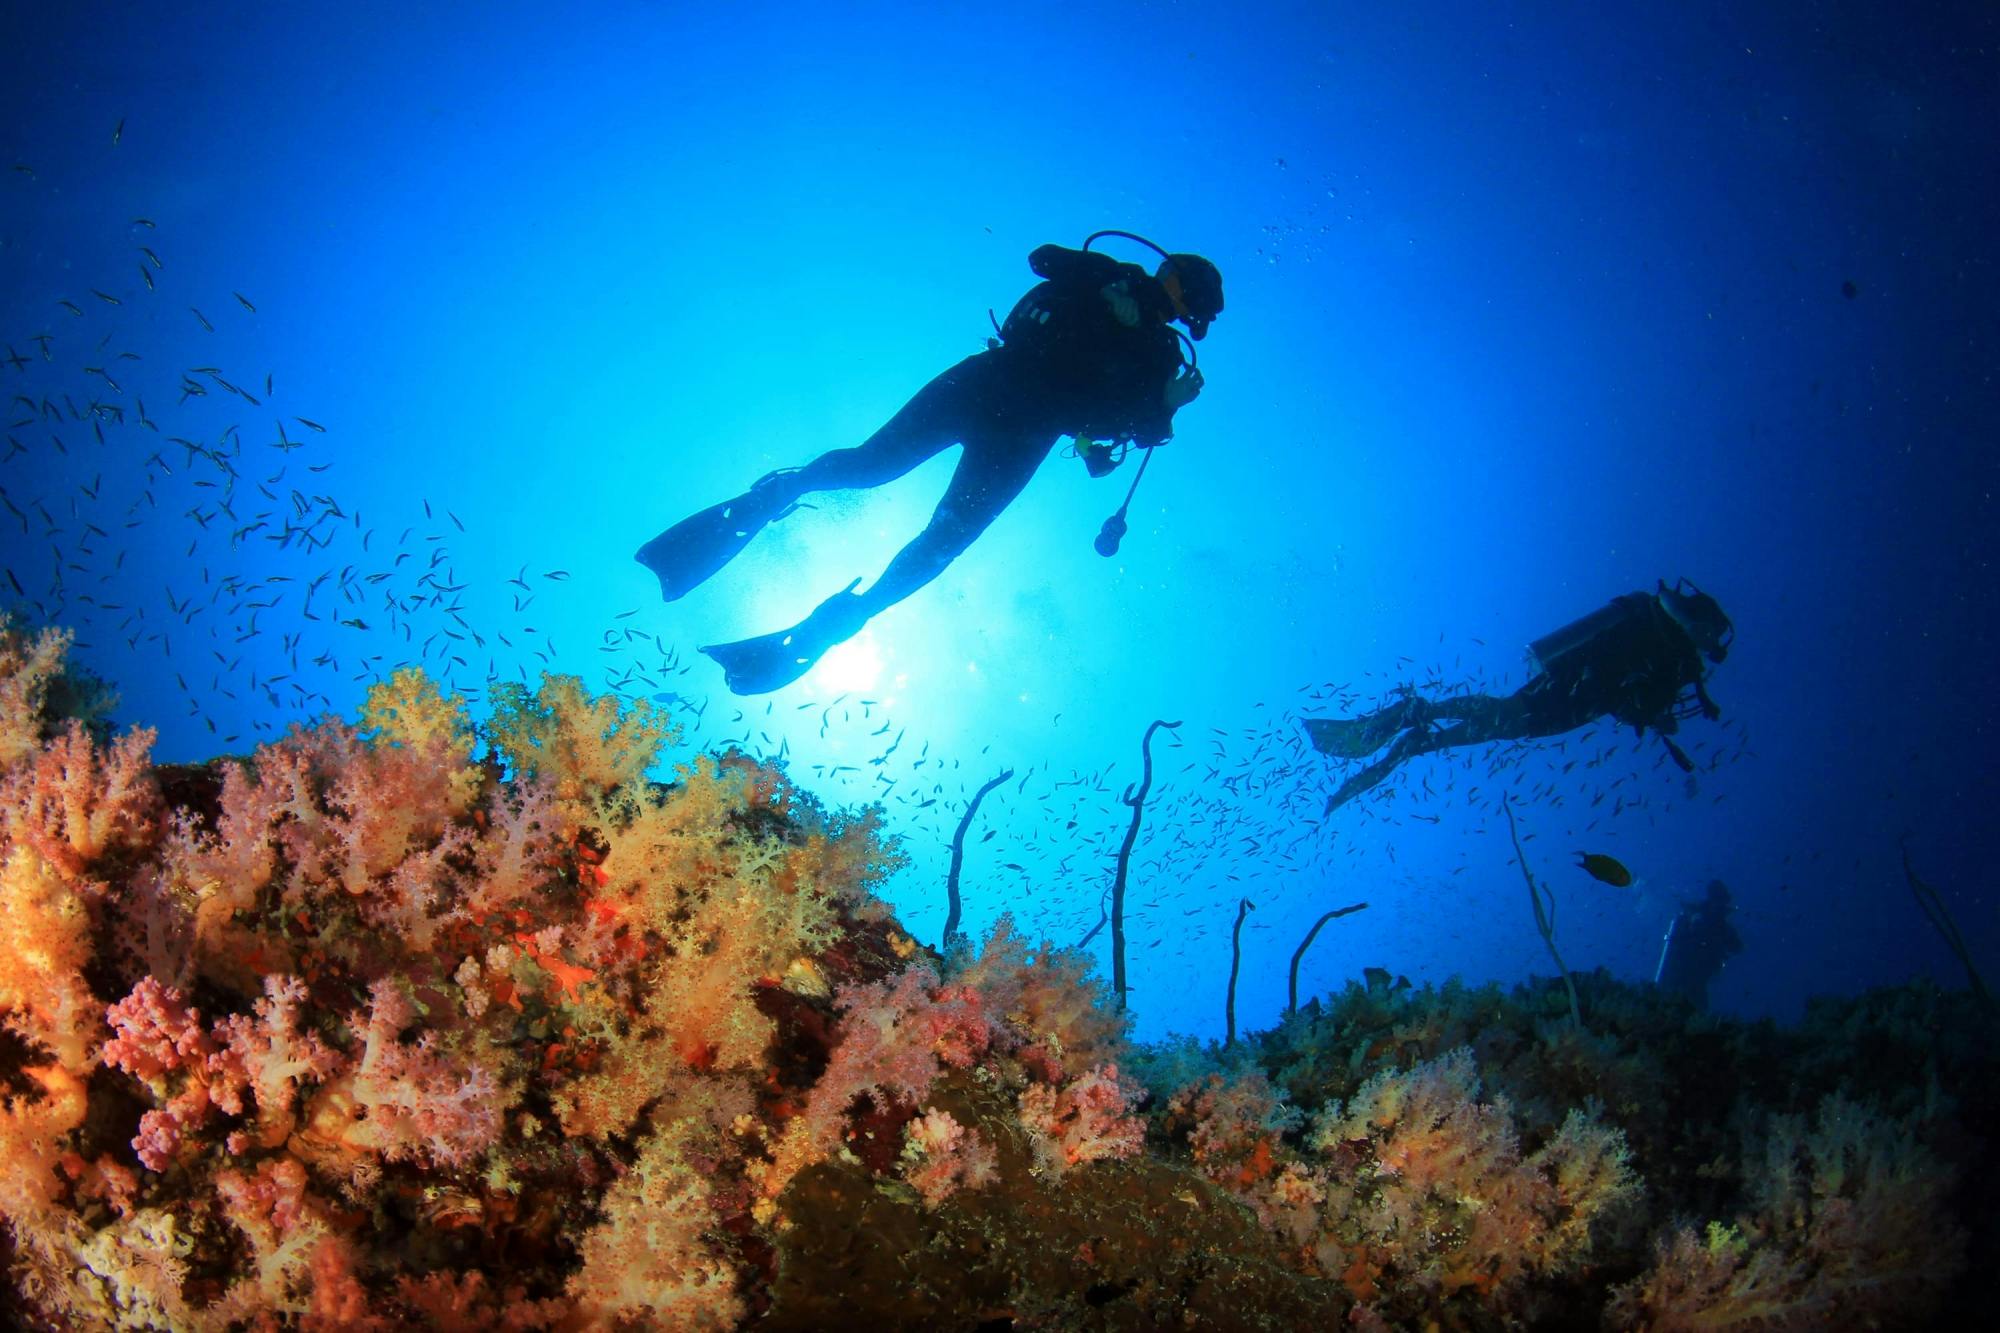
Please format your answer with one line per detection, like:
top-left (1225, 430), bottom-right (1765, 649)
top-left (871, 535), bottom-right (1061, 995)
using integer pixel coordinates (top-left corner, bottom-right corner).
top-left (1102, 284), bottom-right (1141, 327)
top-left (1164, 368), bottom-right (1204, 411)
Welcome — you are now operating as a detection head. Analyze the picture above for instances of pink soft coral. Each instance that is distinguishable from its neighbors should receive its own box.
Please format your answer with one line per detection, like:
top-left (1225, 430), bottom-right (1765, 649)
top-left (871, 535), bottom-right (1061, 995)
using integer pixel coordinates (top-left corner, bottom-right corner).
top-left (460, 777), bottom-right (560, 920)
top-left (102, 975), bottom-right (212, 1085)
top-left (954, 914), bottom-right (1130, 1079)
top-left (899, 1107), bottom-right (1000, 1208)
top-left (210, 975), bottom-right (343, 1152)
top-left (103, 976), bottom-right (222, 1170)
top-left (345, 979), bottom-right (504, 1167)
top-left (2, 721), bottom-right (158, 876)
top-left (103, 974), bottom-right (342, 1168)
top-left (1017, 1063), bottom-right (1146, 1175)
top-left (758, 965), bottom-right (996, 1201)
top-left (264, 721), bottom-right (470, 909)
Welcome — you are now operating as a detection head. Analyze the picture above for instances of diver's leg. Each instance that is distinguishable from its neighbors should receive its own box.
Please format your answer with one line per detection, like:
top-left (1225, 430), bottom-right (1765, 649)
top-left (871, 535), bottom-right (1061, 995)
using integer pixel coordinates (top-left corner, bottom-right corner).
top-left (637, 355), bottom-right (985, 601)
top-left (1306, 695), bottom-right (1430, 759)
top-left (1324, 726), bottom-right (1435, 813)
top-left (701, 427), bottom-right (1058, 695)
top-left (1418, 693), bottom-right (1538, 747)
top-left (783, 354), bottom-right (993, 497)
top-left (1420, 694), bottom-right (1492, 723)
top-left (1321, 695), bottom-right (1545, 814)
top-left (1321, 680), bottom-right (1616, 814)
top-left (852, 428), bottom-right (1060, 617)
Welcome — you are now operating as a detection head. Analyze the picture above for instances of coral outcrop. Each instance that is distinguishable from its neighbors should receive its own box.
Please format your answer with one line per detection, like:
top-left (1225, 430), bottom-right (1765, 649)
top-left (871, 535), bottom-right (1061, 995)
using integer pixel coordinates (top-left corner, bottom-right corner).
top-left (0, 621), bottom-right (1987, 1329)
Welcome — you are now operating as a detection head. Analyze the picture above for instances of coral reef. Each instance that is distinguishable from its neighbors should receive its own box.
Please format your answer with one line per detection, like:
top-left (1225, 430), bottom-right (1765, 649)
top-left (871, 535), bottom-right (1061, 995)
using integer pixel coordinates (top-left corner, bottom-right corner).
top-left (0, 625), bottom-right (1989, 1329)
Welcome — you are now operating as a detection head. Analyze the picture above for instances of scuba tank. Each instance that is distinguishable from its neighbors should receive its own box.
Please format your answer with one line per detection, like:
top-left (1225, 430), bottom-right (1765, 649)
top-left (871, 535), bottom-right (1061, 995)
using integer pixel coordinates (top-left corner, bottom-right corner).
top-left (1526, 594), bottom-right (1648, 677)
top-left (986, 231), bottom-right (1201, 556)
top-left (989, 231), bottom-right (1200, 373)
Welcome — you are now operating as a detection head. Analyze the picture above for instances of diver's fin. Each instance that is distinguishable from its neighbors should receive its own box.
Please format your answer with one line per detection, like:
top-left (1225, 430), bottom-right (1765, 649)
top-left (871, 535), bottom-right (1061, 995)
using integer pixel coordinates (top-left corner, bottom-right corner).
top-left (701, 581), bottom-right (868, 696)
top-left (635, 472), bottom-right (798, 602)
top-left (700, 627), bottom-right (817, 696)
top-left (1304, 710), bottom-right (1412, 760)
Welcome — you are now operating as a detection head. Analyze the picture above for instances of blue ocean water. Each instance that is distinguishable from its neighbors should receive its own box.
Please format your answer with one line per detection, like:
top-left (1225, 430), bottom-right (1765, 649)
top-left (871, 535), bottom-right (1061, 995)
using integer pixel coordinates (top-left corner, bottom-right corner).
top-left (2, 0), bottom-right (1992, 1049)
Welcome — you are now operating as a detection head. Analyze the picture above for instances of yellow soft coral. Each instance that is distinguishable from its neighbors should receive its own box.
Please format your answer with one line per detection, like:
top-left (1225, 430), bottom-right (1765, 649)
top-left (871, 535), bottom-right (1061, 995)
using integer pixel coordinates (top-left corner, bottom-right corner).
top-left (567, 1115), bottom-right (745, 1330)
top-left (0, 617), bottom-right (72, 771)
top-left (1311, 1048), bottom-right (1636, 1301)
top-left (67, 1207), bottom-right (198, 1331)
top-left (487, 674), bottom-right (676, 810)
top-left (556, 758), bottom-right (848, 1139)
top-left (359, 666), bottom-right (481, 813)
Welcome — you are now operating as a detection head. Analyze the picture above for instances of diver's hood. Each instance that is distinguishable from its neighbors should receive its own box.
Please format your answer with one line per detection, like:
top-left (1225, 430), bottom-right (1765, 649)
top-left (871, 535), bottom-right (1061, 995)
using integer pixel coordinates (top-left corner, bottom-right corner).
top-left (1167, 253), bottom-right (1223, 340)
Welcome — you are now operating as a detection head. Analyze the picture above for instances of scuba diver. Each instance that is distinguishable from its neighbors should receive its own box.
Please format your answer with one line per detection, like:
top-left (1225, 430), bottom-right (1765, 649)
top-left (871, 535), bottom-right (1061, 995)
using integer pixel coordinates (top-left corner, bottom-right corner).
top-left (1654, 878), bottom-right (1744, 1009)
top-left (635, 232), bottom-right (1224, 695)
top-left (1306, 580), bottom-right (1734, 814)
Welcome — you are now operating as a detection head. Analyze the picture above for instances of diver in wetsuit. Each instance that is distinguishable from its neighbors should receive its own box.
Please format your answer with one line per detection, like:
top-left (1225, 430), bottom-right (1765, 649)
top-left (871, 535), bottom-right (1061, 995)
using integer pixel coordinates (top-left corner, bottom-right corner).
top-left (1655, 878), bottom-right (1743, 1009)
top-left (1307, 581), bottom-right (1734, 814)
top-left (636, 234), bottom-right (1224, 695)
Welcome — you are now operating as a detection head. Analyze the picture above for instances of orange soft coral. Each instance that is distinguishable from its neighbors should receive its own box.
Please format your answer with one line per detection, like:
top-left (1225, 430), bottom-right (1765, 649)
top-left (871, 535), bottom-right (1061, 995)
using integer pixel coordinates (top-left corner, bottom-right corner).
top-left (0, 837), bottom-right (103, 1072)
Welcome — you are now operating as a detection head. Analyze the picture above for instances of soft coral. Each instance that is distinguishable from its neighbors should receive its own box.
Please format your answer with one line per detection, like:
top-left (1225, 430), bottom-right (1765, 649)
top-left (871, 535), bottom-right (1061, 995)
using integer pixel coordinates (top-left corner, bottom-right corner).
top-left (2, 721), bottom-right (158, 877)
top-left (102, 974), bottom-right (342, 1167)
top-left (1311, 1047), bottom-right (1635, 1302)
top-left (343, 978), bottom-right (503, 1168)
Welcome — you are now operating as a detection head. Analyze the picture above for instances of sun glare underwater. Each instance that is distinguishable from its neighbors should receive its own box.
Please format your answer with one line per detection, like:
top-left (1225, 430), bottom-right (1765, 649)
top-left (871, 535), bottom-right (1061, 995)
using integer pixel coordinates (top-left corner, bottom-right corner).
top-left (1, 2), bottom-right (1995, 1328)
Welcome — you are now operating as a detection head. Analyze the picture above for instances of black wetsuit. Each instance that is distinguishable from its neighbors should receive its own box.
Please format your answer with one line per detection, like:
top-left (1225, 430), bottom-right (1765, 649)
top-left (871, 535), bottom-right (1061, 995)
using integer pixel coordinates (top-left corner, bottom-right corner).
top-left (1656, 890), bottom-right (1744, 1009)
top-left (766, 245), bottom-right (1187, 613)
top-left (1312, 593), bottom-right (1717, 813)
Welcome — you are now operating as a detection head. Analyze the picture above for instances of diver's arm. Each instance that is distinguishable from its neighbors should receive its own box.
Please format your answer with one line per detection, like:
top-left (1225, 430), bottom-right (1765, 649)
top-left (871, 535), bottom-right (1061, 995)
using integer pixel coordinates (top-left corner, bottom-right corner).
top-left (1126, 345), bottom-right (1201, 447)
top-left (1693, 676), bottom-right (1720, 721)
top-left (1136, 368), bottom-right (1192, 446)
top-left (1165, 366), bottom-right (1204, 411)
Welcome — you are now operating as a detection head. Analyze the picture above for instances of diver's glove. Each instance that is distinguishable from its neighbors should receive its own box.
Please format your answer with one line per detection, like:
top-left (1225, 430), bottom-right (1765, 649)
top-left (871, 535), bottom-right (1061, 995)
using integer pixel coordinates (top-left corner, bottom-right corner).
top-left (1165, 367), bottom-right (1205, 411)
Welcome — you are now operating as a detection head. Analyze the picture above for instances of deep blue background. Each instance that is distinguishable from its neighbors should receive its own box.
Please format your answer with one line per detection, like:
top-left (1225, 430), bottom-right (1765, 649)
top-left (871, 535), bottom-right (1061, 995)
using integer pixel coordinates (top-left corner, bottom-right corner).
top-left (3, 1), bottom-right (1994, 1041)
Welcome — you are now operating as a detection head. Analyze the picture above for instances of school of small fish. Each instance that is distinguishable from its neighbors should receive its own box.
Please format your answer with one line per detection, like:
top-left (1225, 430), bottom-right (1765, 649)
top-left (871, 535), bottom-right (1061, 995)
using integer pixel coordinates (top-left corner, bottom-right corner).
top-left (0, 128), bottom-right (1758, 1009)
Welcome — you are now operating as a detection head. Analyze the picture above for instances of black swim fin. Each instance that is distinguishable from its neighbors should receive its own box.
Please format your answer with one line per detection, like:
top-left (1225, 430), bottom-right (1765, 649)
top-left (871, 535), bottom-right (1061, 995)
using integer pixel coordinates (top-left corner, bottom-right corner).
top-left (635, 471), bottom-right (799, 602)
top-left (1303, 705), bottom-right (1417, 760)
top-left (702, 581), bottom-right (868, 696)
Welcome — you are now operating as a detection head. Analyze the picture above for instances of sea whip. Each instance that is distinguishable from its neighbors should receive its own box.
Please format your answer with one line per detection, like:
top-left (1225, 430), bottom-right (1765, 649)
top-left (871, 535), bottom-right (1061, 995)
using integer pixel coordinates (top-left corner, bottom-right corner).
top-left (1111, 719), bottom-right (1179, 1012)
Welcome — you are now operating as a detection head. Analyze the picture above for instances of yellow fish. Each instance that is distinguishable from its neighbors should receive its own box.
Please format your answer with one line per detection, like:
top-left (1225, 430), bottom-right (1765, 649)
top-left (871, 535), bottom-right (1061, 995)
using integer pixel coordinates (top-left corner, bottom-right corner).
top-left (1575, 852), bottom-right (1633, 888)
